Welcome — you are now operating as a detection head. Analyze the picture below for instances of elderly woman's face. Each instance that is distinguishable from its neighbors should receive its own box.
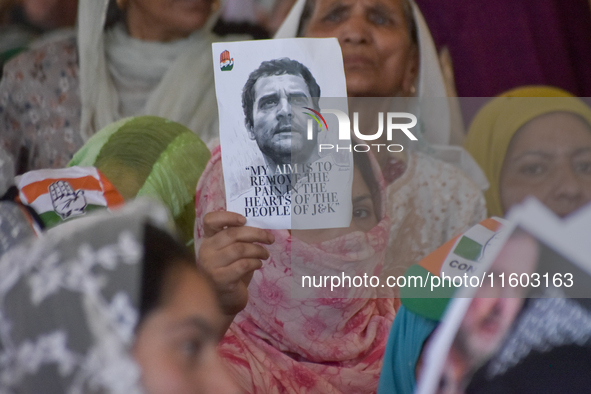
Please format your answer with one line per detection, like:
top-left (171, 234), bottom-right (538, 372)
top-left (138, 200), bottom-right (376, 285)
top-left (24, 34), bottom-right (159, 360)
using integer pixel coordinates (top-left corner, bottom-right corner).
top-left (126, 0), bottom-right (215, 41)
top-left (500, 112), bottom-right (591, 217)
top-left (303, 0), bottom-right (418, 97)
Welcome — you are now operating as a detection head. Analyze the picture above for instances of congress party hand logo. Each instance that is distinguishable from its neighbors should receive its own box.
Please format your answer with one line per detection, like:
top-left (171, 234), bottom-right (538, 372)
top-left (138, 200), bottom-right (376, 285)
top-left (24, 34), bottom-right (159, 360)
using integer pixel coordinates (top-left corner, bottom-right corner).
top-left (220, 50), bottom-right (234, 71)
top-left (49, 180), bottom-right (87, 220)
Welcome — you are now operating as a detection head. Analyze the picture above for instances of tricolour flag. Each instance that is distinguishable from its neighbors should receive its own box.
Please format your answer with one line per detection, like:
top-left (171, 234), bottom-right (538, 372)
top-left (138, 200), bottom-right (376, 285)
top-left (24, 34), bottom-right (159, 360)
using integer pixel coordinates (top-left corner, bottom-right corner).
top-left (16, 167), bottom-right (124, 229)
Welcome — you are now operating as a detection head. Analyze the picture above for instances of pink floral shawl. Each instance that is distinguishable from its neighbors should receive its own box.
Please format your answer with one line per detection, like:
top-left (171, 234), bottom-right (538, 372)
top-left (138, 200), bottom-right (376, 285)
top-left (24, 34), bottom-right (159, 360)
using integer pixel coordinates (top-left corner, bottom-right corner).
top-left (195, 147), bottom-right (395, 394)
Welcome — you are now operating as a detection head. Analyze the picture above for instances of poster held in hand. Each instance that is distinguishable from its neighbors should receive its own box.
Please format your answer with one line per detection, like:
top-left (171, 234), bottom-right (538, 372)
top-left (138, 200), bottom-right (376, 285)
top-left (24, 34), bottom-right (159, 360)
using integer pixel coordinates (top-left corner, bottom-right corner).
top-left (212, 38), bottom-right (352, 229)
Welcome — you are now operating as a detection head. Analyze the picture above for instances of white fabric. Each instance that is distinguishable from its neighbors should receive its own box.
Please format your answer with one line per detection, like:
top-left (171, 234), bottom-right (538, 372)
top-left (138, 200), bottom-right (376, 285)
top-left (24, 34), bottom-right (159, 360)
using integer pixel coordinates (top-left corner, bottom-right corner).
top-left (273, 0), bottom-right (488, 190)
top-left (384, 150), bottom-right (487, 278)
top-left (274, 0), bottom-right (449, 141)
top-left (77, 0), bottom-right (223, 146)
top-left (411, 3), bottom-right (451, 145)
top-left (273, 0), bottom-right (306, 38)
top-left (429, 144), bottom-right (489, 191)
top-left (105, 24), bottom-right (196, 117)
top-left (0, 199), bottom-right (171, 394)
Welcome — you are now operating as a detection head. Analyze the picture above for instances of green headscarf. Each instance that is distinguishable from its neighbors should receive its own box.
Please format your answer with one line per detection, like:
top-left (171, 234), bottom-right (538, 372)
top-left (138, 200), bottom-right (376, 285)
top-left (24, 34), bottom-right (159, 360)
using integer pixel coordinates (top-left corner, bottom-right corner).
top-left (70, 116), bottom-right (210, 244)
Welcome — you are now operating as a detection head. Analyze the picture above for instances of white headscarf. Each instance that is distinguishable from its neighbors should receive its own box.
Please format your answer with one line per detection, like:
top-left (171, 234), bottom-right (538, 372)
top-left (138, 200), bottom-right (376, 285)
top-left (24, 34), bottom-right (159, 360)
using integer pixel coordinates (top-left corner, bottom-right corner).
top-left (274, 0), bottom-right (488, 190)
top-left (77, 0), bottom-right (225, 147)
top-left (0, 199), bottom-right (171, 394)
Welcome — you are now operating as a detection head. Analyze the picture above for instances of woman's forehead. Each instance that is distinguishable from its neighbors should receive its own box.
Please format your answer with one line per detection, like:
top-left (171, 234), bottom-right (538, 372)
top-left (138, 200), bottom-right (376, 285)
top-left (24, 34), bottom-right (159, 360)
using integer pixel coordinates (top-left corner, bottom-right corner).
top-left (312, 0), bottom-right (405, 11)
top-left (509, 112), bottom-right (591, 156)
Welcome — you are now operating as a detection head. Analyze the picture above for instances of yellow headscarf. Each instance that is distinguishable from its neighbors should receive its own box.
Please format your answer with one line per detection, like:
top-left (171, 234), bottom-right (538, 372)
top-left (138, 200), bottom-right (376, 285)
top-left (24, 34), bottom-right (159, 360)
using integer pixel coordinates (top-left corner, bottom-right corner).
top-left (464, 86), bottom-right (591, 217)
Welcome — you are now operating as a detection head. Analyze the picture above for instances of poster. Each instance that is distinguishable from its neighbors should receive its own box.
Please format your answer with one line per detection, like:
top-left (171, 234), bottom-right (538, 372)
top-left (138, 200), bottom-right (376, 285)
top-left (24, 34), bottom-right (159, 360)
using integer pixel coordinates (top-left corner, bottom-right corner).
top-left (212, 38), bottom-right (352, 229)
top-left (416, 199), bottom-right (591, 394)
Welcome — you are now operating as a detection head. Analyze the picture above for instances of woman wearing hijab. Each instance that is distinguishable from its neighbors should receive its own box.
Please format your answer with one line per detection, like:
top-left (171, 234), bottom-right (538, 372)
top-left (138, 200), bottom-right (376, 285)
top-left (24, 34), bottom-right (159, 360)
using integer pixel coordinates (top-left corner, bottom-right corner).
top-left (461, 87), bottom-right (591, 393)
top-left (0, 199), bottom-right (240, 393)
top-left (69, 115), bottom-right (211, 244)
top-left (0, 0), bottom-right (224, 176)
top-left (276, 0), bottom-right (487, 279)
top-left (433, 87), bottom-right (591, 391)
top-left (1, 115), bottom-right (209, 250)
top-left (195, 147), bottom-right (395, 393)
top-left (464, 86), bottom-right (591, 219)
top-left (276, 0), bottom-right (466, 146)
top-left (378, 86), bottom-right (591, 394)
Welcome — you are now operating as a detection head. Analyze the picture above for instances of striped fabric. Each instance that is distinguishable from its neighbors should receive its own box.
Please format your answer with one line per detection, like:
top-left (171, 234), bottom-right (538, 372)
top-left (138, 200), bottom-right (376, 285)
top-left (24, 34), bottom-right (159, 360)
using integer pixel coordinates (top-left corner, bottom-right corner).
top-left (16, 167), bottom-right (124, 228)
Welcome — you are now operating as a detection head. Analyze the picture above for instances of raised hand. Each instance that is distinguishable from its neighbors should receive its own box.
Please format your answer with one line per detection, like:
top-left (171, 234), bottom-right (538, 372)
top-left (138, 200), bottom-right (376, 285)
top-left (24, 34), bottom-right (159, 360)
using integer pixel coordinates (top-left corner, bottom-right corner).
top-left (49, 180), bottom-right (87, 220)
top-left (199, 211), bottom-right (274, 321)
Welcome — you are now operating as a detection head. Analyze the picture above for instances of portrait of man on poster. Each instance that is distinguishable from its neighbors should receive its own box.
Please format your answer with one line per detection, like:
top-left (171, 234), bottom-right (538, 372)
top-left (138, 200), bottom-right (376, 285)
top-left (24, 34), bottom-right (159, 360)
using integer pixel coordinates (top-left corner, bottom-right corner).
top-left (241, 57), bottom-right (322, 174)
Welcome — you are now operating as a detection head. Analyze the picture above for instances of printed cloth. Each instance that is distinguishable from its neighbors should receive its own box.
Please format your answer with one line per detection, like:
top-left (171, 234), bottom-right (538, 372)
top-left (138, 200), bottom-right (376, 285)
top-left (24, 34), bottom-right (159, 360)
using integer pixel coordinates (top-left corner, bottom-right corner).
top-left (0, 202), bottom-right (38, 259)
top-left (194, 146), bottom-right (395, 393)
top-left (383, 150), bottom-right (486, 281)
top-left (15, 166), bottom-right (124, 229)
top-left (0, 35), bottom-right (83, 174)
top-left (0, 1), bottom-right (225, 176)
top-left (0, 199), bottom-right (169, 394)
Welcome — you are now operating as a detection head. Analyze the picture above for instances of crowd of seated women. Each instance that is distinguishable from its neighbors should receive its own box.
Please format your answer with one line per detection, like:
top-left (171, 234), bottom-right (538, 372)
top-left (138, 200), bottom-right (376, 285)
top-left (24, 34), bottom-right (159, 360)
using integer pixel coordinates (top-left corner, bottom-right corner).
top-left (1, 0), bottom-right (591, 393)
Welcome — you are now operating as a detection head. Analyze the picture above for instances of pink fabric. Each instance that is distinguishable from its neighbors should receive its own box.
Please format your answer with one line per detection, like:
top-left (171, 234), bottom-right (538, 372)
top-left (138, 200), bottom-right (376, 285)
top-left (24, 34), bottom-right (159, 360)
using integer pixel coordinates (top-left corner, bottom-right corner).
top-left (195, 146), bottom-right (395, 393)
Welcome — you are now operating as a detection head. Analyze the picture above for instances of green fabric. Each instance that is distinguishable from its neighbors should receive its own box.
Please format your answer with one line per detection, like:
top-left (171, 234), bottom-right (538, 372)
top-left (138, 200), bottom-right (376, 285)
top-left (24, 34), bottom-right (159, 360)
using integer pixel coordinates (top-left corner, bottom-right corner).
top-left (378, 306), bottom-right (438, 394)
top-left (400, 264), bottom-right (456, 321)
top-left (69, 117), bottom-right (133, 167)
top-left (39, 204), bottom-right (107, 228)
top-left (138, 131), bottom-right (208, 241)
top-left (69, 116), bottom-right (210, 244)
top-left (1, 46), bottom-right (27, 64)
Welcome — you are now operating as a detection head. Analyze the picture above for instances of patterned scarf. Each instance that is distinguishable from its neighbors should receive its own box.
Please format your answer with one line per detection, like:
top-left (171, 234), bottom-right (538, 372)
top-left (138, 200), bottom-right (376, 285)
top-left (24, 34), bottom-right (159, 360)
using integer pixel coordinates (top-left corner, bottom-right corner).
top-left (0, 199), bottom-right (169, 393)
top-left (195, 147), bottom-right (394, 393)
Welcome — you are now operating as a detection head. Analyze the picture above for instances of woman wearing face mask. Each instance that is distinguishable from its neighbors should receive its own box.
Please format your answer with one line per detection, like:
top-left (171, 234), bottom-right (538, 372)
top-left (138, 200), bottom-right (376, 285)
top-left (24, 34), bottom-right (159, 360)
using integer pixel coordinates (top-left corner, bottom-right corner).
top-left (275, 0), bottom-right (487, 283)
top-left (0, 199), bottom-right (241, 394)
top-left (195, 147), bottom-right (396, 393)
top-left (1, 0), bottom-right (224, 176)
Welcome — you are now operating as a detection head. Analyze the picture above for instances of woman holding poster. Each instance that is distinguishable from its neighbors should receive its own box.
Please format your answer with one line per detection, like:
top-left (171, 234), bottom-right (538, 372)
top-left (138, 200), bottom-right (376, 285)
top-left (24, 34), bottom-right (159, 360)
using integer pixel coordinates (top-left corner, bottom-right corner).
top-left (195, 148), bottom-right (393, 393)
